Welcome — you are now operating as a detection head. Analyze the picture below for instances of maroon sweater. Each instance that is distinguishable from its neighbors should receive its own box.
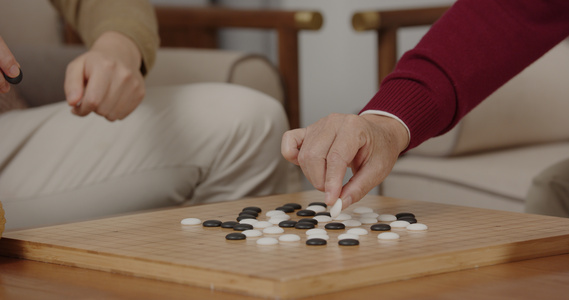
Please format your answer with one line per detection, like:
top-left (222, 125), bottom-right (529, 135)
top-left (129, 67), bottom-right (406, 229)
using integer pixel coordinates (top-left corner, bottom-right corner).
top-left (361, 0), bottom-right (569, 150)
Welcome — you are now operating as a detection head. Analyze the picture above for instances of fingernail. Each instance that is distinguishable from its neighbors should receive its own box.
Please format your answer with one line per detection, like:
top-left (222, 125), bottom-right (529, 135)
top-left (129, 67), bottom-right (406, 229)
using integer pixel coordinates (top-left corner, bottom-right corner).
top-left (8, 65), bottom-right (20, 78)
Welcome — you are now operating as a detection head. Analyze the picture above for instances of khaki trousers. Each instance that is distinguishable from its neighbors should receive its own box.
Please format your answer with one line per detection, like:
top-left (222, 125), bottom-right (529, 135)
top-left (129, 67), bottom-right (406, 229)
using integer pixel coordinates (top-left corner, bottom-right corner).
top-left (525, 157), bottom-right (569, 218)
top-left (0, 83), bottom-right (290, 230)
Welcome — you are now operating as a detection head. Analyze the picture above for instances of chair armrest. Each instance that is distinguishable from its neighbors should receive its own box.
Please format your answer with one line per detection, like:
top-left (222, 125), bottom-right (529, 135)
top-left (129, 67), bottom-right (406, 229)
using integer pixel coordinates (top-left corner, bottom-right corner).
top-left (146, 48), bottom-right (284, 104)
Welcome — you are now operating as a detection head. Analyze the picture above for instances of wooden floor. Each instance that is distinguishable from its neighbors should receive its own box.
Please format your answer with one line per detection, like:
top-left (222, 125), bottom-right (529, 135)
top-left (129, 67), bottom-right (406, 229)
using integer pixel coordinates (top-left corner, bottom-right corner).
top-left (1, 253), bottom-right (568, 300)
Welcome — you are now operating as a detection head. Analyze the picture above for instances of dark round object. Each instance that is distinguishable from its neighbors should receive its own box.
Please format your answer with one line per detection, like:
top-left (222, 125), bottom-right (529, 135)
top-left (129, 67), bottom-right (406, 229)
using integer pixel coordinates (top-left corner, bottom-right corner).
top-left (3, 68), bottom-right (23, 84)
top-left (306, 238), bottom-right (327, 246)
top-left (225, 233), bottom-right (247, 240)
top-left (339, 239), bottom-right (360, 246)
top-left (239, 210), bottom-right (259, 217)
top-left (315, 212), bottom-right (331, 217)
top-left (398, 217), bottom-right (417, 224)
top-left (221, 221), bottom-right (238, 228)
top-left (202, 220), bottom-right (222, 227)
top-left (296, 209), bottom-right (316, 217)
top-left (325, 222), bottom-right (346, 230)
top-left (370, 223), bottom-right (391, 231)
top-left (278, 220), bottom-right (298, 228)
top-left (284, 203), bottom-right (302, 210)
top-left (396, 212), bottom-right (415, 219)
top-left (236, 214), bottom-right (257, 221)
top-left (275, 206), bottom-right (295, 213)
top-left (309, 202), bottom-right (327, 208)
top-left (242, 206), bottom-right (262, 213)
top-left (233, 224), bottom-right (254, 231)
top-left (298, 218), bottom-right (318, 225)
top-left (295, 222), bottom-right (315, 229)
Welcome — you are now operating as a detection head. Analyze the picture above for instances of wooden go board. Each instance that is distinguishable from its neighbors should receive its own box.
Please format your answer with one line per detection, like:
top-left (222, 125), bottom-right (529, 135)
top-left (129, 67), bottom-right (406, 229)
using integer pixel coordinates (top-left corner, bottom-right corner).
top-left (1, 190), bottom-right (569, 299)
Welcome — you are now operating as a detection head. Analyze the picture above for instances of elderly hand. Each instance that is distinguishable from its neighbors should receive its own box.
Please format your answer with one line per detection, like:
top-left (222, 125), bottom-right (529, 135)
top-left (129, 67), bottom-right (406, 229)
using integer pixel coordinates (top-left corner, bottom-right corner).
top-left (64, 31), bottom-right (145, 121)
top-left (0, 36), bottom-right (21, 93)
top-left (281, 113), bottom-right (409, 209)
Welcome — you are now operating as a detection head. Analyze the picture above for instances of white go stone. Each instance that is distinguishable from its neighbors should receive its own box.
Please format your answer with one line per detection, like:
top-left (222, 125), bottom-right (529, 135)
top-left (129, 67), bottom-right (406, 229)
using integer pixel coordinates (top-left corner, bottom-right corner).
top-left (353, 207), bottom-right (374, 214)
top-left (347, 228), bottom-right (369, 236)
top-left (306, 205), bottom-right (327, 213)
top-left (306, 228), bottom-right (327, 236)
top-left (180, 218), bottom-right (201, 225)
top-left (378, 214), bottom-right (397, 222)
top-left (268, 215), bottom-right (290, 224)
top-left (334, 213), bottom-right (352, 221)
top-left (407, 223), bottom-right (428, 231)
top-left (256, 237), bottom-right (279, 245)
top-left (313, 215), bottom-right (332, 223)
top-left (338, 233), bottom-right (360, 240)
top-left (239, 219), bottom-right (258, 225)
top-left (359, 218), bottom-right (378, 224)
top-left (360, 212), bottom-right (379, 219)
top-left (306, 234), bottom-right (329, 240)
top-left (266, 210), bottom-right (286, 217)
top-left (329, 198), bottom-right (343, 219)
top-left (377, 232), bottom-right (400, 240)
top-left (253, 221), bottom-right (273, 229)
top-left (342, 220), bottom-right (362, 227)
top-left (263, 226), bottom-right (285, 234)
top-left (242, 229), bottom-right (263, 237)
top-left (278, 234), bottom-right (301, 242)
top-left (390, 220), bottom-right (411, 228)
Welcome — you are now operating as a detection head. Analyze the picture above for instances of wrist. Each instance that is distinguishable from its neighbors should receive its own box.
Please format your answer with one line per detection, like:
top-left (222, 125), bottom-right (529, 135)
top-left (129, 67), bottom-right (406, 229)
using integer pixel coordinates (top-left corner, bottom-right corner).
top-left (91, 31), bottom-right (142, 73)
top-left (361, 114), bottom-right (410, 153)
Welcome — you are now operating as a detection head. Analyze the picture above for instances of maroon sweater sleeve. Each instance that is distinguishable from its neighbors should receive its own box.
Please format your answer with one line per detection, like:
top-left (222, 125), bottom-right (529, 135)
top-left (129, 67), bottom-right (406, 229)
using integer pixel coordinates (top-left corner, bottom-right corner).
top-left (360, 0), bottom-right (569, 150)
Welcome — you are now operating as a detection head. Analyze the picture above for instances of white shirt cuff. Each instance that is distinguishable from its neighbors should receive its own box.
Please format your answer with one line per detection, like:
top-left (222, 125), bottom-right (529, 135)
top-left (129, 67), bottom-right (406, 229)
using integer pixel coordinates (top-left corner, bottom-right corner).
top-left (359, 110), bottom-right (411, 148)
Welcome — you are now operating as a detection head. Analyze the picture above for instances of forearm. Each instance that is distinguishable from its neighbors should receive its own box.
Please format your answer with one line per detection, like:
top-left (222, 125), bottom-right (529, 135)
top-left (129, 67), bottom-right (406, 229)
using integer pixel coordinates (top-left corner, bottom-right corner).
top-left (361, 0), bottom-right (569, 150)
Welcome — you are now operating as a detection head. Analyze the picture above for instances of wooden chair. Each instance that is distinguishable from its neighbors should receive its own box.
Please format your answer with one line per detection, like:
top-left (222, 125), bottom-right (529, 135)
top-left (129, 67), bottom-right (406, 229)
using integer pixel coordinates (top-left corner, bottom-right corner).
top-left (64, 6), bottom-right (324, 129)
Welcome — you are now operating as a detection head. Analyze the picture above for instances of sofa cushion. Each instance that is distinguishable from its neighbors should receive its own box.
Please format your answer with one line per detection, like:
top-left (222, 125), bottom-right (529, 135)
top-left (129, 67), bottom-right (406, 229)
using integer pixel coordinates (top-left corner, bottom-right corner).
top-left (385, 142), bottom-right (569, 209)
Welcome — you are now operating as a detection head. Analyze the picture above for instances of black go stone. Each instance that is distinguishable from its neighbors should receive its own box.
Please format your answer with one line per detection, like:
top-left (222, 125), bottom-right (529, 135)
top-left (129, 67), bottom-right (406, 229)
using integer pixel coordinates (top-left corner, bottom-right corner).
top-left (284, 203), bottom-right (302, 210)
top-left (315, 212), bottom-right (331, 217)
top-left (296, 210), bottom-right (316, 217)
top-left (239, 210), bottom-right (259, 217)
top-left (221, 221), bottom-right (238, 228)
top-left (278, 220), bottom-right (297, 228)
top-left (295, 222), bottom-right (315, 229)
top-left (275, 206), bottom-right (295, 213)
top-left (309, 202), bottom-right (327, 208)
top-left (396, 212), bottom-right (415, 219)
top-left (338, 239), bottom-right (360, 246)
top-left (306, 238), bottom-right (327, 246)
top-left (233, 224), bottom-right (254, 231)
top-left (370, 223), bottom-right (391, 231)
top-left (242, 206), bottom-right (262, 213)
top-left (225, 233), bottom-right (247, 240)
top-left (398, 217), bottom-right (417, 224)
top-left (236, 214), bottom-right (257, 221)
top-left (325, 222), bottom-right (346, 230)
top-left (298, 218), bottom-right (318, 225)
top-left (202, 220), bottom-right (222, 227)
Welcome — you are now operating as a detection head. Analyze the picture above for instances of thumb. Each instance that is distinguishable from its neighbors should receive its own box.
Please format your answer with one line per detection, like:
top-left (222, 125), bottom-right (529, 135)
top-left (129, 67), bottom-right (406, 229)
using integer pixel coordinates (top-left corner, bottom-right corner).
top-left (339, 164), bottom-right (382, 209)
top-left (64, 58), bottom-right (86, 107)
